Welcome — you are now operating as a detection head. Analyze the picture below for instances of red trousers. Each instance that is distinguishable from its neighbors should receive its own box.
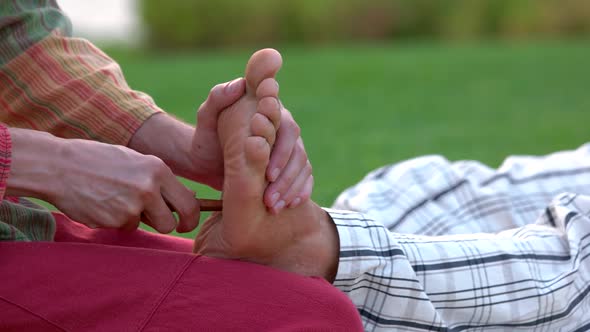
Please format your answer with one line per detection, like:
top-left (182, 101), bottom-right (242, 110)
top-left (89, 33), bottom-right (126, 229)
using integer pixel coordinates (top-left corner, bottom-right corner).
top-left (0, 213), bottom-right (363, 331)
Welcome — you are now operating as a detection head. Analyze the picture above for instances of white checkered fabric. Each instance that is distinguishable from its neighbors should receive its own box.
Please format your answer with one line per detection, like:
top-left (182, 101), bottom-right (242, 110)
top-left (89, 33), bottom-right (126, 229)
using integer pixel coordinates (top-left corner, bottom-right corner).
top-left (330, 143), bottom-right (590, 331)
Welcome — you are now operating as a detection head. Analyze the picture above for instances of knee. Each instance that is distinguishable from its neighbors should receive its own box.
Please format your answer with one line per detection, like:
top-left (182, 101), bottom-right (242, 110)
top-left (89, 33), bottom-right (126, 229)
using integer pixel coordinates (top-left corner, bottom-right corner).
top-left (189, 257), bottom-right (363, 331)
top-left (295, 277), bottom-right (364, 331)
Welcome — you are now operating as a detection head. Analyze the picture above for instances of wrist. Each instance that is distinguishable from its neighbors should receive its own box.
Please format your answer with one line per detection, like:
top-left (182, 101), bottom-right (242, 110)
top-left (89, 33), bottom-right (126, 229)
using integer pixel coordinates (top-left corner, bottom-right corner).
top-left (6, 128), bottom-right (64, 201)
top-left (128, 113), bottom-right (195, 178)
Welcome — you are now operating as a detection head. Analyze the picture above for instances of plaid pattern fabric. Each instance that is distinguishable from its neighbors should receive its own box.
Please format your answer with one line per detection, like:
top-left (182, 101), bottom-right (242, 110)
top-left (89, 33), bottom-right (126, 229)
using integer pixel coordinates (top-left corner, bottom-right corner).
top-left (0, 0), bottom-right (161, 146)
top-left (0, 124), bottom-right (54, 241)
top-left (0, 1), bottom-right (162, 241)
top-left (331, 144), bottom-right (590, 331)
top-left (0, 0), bottom-right (71, 66)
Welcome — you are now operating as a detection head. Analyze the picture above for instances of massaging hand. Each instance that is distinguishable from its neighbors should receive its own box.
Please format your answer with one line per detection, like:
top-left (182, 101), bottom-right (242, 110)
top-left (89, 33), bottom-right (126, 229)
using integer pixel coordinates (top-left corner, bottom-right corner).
top-left (56, 140), bottom-right (199, 232)
top-left (190, 78), bottom-right (313, 214)
top-left (130, 78), bottom-right (312, 216)
top-left (8, 128), bottom-right (199, 233)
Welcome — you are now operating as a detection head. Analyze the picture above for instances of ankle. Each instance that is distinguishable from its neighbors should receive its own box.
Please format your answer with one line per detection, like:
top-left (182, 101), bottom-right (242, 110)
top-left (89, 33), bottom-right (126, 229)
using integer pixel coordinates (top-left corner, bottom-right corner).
top-left (271, 202), bottom-right (340, 282)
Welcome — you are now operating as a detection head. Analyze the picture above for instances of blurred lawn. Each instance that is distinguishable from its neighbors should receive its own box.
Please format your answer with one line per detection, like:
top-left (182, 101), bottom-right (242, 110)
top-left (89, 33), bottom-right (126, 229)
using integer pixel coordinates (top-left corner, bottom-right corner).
top-left (104, 41), bottom-right (589, 238)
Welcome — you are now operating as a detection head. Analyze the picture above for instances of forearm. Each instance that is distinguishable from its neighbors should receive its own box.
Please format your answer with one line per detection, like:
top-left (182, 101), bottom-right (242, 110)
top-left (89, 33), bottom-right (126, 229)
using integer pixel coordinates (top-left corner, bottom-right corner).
top-left (6, 128), bottom-right (63, 201)
top-left (128, 113), bottom-right (196, 179)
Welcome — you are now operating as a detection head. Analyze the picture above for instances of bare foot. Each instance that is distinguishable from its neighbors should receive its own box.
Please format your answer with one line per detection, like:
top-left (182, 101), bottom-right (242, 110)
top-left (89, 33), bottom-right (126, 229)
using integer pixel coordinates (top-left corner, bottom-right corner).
top-left (194, 49), bottom-right (339, 280)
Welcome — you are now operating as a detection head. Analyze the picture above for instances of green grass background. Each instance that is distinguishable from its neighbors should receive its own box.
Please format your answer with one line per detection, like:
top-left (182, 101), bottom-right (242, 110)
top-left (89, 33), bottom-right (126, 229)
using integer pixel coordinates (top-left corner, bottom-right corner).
top-left (101, 41), bottom-right (589, 238)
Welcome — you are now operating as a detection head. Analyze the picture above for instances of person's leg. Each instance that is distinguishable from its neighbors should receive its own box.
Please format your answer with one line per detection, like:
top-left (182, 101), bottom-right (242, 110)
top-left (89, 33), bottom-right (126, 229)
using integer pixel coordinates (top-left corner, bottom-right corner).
top-left (52, 211), bottom-right (193, 252)
top-left (0, 242), bottom-right (362, 331)
top-left (331, 192), bottom-right (590, 331)
top-left (333, 144), bottom-right (590, 235)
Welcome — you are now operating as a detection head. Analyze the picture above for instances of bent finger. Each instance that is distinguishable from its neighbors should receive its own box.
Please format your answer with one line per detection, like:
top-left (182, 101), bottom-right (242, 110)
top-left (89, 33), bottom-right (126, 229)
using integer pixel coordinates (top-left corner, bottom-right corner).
top-left (142, 196), bottom-right (177, 234)
top-left (266, 109), bottom-right (300, 183)
top-left (267, 159), bottom-right (312, 214)
top-left (264, 139), bottom-right (308, 210)
top-left (161, 178), bottom-right (201, 233)
top-left (293, 175), bottom-right (314, 208)
top-left (197, 78), bottom-right (246, 129)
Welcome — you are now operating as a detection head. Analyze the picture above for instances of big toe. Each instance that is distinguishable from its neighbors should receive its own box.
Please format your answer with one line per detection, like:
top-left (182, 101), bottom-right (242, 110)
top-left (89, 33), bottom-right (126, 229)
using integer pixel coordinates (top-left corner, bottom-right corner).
top-left (245, 49), bottom-right (283, 95)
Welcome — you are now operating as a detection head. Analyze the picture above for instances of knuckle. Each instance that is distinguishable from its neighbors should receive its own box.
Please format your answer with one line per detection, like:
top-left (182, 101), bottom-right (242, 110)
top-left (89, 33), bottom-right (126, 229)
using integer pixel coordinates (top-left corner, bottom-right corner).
top-left (142, 154), bottom-right (160, 167)
top-left (197, 83), bottom-right (223, 114)
top-left (291, 122), bottom-right (301, 136)
top-left (127, 203), bottom-right (143, 218)
top-left (282, 107), bottom-right (293, 117)
top-left (145, 155), bottom-right (169, 177)
top-left (210, 83), bottom-right (224, 97)
top-left (197, 101), bottom-right (208, 118)
top-left (137, 180), bottom-right (158, 203)
top-left (282, 170), bottom-right (298, 186)
top-left (305, 160), bottom-right (313, 175)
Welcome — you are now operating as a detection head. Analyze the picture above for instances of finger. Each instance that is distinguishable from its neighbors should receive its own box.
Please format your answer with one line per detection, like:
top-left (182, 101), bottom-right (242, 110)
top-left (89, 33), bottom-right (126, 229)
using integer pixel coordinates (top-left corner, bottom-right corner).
top-left (197, 78), bottom-right (246, 130)
top-left (142, 196), bottom-right (177, 234)
top-left (266, 109), bottom-right (300, 183)
top-left (121, 218), bottom-right (141, 232)
top-left (267, 159), bottom-right (312, 214)
top-left (278, 159), bottom-right (313, 210)
top-left (264, 139), bottom-right (308, 210)
top-left (160, 178), bottom-right (201, 233)
top-left (292, 175), bottom-right (314, 208)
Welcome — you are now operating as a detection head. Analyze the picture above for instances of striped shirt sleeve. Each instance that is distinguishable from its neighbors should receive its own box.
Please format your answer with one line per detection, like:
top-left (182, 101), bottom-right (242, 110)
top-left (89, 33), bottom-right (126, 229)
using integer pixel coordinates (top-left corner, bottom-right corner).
top-left (0, 0), bottom-right (162, 146)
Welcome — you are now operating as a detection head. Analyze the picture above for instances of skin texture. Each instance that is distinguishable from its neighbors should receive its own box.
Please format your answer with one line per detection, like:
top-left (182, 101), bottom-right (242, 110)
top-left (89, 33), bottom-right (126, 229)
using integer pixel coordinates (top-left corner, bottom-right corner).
top-left (128, 75), bottom-right (313, 215)
top-left (194, 49), bottom-right (339, 281)
top-left (7, 128), bottom-right (197, 233)
top-left (4, 48), bottom-right (314, 234)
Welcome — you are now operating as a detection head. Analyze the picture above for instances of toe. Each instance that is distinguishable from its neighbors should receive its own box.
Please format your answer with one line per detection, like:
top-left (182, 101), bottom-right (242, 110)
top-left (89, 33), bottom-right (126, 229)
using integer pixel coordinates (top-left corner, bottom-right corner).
top-left (251, 113), bottom-right (277, 145)
top-left (245, 136), bottom-right (271, 172)
top-left (257, 96), bottom-right (281, 130)
top-left (245, 49), bottom-right (283, 95)
top-left (257, 78), bottom-right (279, 99)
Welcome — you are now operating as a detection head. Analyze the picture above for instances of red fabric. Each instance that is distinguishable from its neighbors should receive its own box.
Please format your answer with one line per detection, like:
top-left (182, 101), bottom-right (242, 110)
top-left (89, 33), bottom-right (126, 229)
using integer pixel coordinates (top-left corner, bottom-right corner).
top-left (52, 212), bottom-right (194, 252)
top-left (0, 213), bottom-right (363, 331)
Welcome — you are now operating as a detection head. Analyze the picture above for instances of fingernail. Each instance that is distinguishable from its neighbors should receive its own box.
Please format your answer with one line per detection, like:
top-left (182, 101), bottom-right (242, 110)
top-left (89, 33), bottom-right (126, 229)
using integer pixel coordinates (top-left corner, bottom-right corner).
top-left (269, 192), bottom-right (280, 206)
top-left (273, 200), bottom-right (285, 212)
top-left (290, 197), bottom-right (301, 208)
top-left (270, 168), bottom-right (280, 182)
top-left (226, 78), bottom-right (242, 94)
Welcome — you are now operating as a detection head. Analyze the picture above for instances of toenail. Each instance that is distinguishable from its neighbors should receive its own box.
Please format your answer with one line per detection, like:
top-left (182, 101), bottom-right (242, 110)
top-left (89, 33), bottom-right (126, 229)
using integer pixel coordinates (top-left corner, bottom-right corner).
top-left (269, 192), bottom-right (280, 205)
top-left (274, 200), bottom-right (285, 211)
top-left (270, 168), bottom-right (280, 182)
